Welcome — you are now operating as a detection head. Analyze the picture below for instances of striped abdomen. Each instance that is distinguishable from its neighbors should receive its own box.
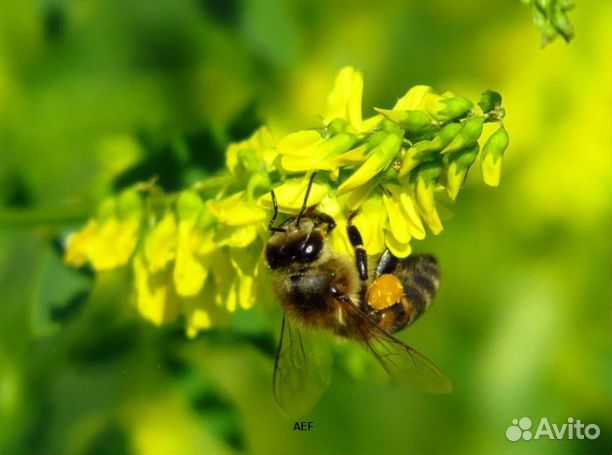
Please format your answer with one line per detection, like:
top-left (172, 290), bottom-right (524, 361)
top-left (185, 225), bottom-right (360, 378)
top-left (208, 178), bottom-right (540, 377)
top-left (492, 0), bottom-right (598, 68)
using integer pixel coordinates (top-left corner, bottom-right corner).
top-left (371, 254), bottom-right (440, 334)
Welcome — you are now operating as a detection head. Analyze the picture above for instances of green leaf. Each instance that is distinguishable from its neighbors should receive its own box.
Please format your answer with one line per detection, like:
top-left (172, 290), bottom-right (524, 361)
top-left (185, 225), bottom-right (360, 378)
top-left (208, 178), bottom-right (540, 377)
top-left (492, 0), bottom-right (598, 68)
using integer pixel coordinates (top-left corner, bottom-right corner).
top-left (32, 246), bottom-right (92, 337)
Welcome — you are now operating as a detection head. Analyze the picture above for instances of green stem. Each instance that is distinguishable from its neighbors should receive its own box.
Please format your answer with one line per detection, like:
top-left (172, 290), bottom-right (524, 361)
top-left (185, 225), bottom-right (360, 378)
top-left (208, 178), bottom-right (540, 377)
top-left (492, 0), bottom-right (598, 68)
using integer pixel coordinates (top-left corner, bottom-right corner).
top-left (0, 206), bottom-right (90, 228)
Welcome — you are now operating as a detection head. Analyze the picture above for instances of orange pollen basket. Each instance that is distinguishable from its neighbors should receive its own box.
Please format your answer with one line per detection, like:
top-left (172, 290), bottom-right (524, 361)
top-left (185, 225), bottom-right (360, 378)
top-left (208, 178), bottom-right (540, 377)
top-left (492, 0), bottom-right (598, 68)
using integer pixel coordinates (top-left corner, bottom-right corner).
top-left (366, 274), bottom-right (404, 310)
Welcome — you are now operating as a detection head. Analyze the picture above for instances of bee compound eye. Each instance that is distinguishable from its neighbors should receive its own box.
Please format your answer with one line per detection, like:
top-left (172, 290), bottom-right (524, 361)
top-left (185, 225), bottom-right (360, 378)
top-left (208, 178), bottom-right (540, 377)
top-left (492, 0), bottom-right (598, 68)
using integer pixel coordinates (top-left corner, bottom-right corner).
top-left (265, 244), bottom-right (287, 269)
top-left (297, 234), bottom-right (323, 263)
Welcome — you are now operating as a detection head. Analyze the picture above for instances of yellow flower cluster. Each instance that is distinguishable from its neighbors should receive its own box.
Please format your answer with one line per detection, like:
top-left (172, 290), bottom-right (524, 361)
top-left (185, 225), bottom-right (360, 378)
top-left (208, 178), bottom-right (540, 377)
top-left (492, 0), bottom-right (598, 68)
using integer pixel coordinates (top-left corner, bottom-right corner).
top-left (64, 67), bottom-right (508, 336)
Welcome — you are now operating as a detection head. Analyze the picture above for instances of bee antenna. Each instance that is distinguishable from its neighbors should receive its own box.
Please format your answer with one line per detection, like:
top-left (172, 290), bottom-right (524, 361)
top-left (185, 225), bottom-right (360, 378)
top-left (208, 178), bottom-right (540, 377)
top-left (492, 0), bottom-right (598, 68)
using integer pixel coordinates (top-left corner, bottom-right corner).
top-left (268, 189), bottom-right (286, 233)
top-left (296, 172), bottom-right (317, 225)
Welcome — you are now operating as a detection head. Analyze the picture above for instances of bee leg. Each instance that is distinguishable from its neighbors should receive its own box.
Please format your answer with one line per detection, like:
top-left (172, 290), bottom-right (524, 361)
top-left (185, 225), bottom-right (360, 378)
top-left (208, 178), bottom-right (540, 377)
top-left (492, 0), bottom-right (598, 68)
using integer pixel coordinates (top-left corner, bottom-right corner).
top-left (268, 190), bottom-right (286, 233)
top-left (374, 249), bottom-right (398, 278)
top-left (346, 212), bottom-right (368, 281)
top-left (315, 212), bottom-right (337, 233)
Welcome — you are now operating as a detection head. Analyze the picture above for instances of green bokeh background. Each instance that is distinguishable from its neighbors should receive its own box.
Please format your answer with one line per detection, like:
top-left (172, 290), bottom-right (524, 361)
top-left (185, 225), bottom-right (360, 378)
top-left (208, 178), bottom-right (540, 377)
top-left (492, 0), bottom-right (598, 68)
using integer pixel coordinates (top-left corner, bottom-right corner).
top-left (0, 1), bottom-right (610, 454)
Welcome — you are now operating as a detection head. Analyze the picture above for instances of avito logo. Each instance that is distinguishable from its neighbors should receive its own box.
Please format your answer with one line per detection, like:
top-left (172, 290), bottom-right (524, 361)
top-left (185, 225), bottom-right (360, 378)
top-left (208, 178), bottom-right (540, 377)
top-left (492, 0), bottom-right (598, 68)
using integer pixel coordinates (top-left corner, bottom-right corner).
top-left (506, 417), bottom-right (600, 442)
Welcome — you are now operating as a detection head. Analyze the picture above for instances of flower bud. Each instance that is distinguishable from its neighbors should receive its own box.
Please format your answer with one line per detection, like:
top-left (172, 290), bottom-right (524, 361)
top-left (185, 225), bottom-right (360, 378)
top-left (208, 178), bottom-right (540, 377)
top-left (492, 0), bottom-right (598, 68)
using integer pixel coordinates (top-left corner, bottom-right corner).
top-left (400, 111), bottom-right (433, 134)
top-left (375, 108), bottom-right (433, 135)
top-left (399, 123), bottom-right (462, 176)
top-left (550, 4), bottom-right (574, 42)
top-left (481, 125), bottom-right (509, 187)
top-left (441, 116), bottom-right (484, 154)
top-left (414, 161), bottom-right (444, 234)
top-left (426, 94), bottom-right (473, 122)
top-left (478, 90), bottom-right (502, 113)
top-left (446, 143), bottom-right (479, 200)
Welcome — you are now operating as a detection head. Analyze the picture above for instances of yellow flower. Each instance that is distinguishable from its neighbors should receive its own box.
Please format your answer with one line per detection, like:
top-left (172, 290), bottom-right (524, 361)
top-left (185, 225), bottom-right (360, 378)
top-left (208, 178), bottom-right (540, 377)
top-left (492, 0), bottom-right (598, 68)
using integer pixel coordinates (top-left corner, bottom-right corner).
top-left (229, 245), bottom-right (264, 310)
top-left (64, 189), bottom-right (143, 270)
top-left (207, 191), bottom-right (267, 226)
top-left (414, 163), bottom-right (444, 235)
top-left (64, 67), bottom-right (507, 334)
top-left (324, 66), bottom-right (364, 132)
top-left (173, 191), bottom-right (210, 297)
top-left (277, 130), bottom-right (357, 172)
top-left (393, 85), bottom-right (434, 111)
top-left (133, 252), bottom-right (180, 326)
top-left (226, 126), bottom-right (276, 174)
top-left (144, 211), bottom-right (177, 273)
top-left (383, 184), bottom-right (425, 239)
top-left (336, 129), bottom-right (402, 195)
top-left (182, 272), bottom-right (233, 338)
top-left (258, 175), bottom-right (329, 214)
top-left (351, 194), bottom-right (386, 255)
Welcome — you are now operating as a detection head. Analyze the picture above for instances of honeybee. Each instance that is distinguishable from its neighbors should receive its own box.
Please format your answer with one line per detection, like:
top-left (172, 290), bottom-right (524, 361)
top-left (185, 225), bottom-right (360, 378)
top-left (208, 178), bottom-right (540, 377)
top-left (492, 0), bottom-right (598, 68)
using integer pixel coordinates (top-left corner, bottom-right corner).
top-left (265, 174), bottom-right (451, 417)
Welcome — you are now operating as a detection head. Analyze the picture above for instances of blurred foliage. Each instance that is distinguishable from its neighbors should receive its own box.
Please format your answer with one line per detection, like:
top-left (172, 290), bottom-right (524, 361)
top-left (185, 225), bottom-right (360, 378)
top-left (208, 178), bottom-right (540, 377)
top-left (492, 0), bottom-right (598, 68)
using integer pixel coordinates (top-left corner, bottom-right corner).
top-left (0, 1), bottom-right (610, 455)
top-left (522, 0), bottom-right (575, 46)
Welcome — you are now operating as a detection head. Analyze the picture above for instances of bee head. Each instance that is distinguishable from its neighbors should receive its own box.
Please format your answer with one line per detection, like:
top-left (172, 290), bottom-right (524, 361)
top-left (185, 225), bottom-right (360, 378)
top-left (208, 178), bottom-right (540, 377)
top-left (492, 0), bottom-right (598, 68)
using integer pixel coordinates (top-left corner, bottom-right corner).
top-left (265, 217), bottom-right (325, 270)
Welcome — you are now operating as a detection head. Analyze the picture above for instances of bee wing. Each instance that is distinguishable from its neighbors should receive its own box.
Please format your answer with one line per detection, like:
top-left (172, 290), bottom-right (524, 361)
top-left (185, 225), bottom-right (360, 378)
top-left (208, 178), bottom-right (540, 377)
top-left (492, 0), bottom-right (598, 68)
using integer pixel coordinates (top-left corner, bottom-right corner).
top-left (273, 315), bottom-right (333, 417)
top-left (339, 298), bottom-right (452, 394)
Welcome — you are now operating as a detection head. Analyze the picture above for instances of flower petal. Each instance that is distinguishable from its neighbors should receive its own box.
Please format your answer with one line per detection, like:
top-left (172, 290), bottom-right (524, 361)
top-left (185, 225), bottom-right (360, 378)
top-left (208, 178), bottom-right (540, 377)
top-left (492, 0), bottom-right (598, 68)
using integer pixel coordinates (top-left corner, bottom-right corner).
top-left (226, 126), bottom-right (276, 173)
top-left (259, 176), bottom-right (329, 213)
top-left (182, 280), bottom-right (232, 338)
top-left (64, 220), bottom-right (98, 268)
top-left (207, 191), bottom-right (267, 226)
top-left (382, 192), bottom-right (411, 244)
top-left (133, 253), bottom-right (179, 326)
top-left (174, 191), bottom-right (208, 296)
top-left (277, 130), bottom-right (322, 157)
top-left (144, 212), bottom-right (177, 273)
top-left (209, 250), bottom-right (238, 312)
top-left (330, 143), bottom-right (369, 166)
top-left (385, 230), bottom-right (412, 258)
top-left (395, 187), bottom-right (426, 240)
top-left (352, 194), bottom-right (386, 255)
top-left (214, 224), bottom-right (258, 249)
top-left (324, 66), bottom-right (364, 131)
top-left (393, 85), bottom-right (433, 110)
top-left (229, 245), bottom-right (262, 310)
top-left (344, 178), bottom-right (379, 211)
top-left (337, 133), bottom-right (401, 195)
top-left (280, 133), bottom-right (356, 172)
